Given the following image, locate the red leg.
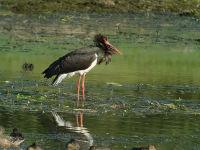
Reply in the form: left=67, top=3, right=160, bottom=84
left=81, top=74, right=85, bottom=107
left=75, top=113, right=79, bottom=127
left=77, top=75, right=81, bottom=107
left=80, top=113, right=83, bottom=128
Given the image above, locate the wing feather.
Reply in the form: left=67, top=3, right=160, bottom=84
left=42, top=47, right=97, bottom=79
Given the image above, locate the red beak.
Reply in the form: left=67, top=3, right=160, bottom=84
left=104, top=40, right=122, bottom=55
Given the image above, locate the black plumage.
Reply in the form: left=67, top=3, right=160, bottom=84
left=42, top=34, right=121, bottom=85
left=42, top=47, right=97, bottom=82
left=42, top=34, right=121, bottom=107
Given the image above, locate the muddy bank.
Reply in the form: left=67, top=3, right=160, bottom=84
left=0, top=0, right=200, bottom=18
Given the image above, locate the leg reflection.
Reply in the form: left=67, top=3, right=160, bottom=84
left=52, top=112, right=93, bottom=150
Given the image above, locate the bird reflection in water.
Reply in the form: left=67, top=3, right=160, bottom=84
left=52, top=112, right=93, bottom=150
left=52, top=112, right=112, bottom=150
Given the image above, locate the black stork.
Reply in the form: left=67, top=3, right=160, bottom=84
left=42, top=34, right=122, bottom=107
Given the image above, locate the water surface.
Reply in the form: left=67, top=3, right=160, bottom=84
left=0, top=10, right=200, bottom=149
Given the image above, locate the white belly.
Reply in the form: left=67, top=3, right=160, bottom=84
left=75, top=55, right=97, bottom=75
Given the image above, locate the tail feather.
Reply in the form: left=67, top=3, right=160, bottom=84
left=42, top=60, right=61, bottom=79
left=52, top=75, right=59, bottom=86
left=52, top=74, right=68, bottom=86
left=42, top=67, right=56, bottom=79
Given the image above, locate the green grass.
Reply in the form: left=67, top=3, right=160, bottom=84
left=0, top=0, right=200, bottom=18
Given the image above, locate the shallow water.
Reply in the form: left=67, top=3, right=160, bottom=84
left=0, top=10, right=200, bottom=149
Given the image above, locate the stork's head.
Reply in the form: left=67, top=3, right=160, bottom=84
left=94, top=34, right=122, bottom=55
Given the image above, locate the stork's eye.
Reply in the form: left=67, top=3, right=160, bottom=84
left=106, top=44, right=112, bottom=50
left=99, top=42, right=104, bottom=47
